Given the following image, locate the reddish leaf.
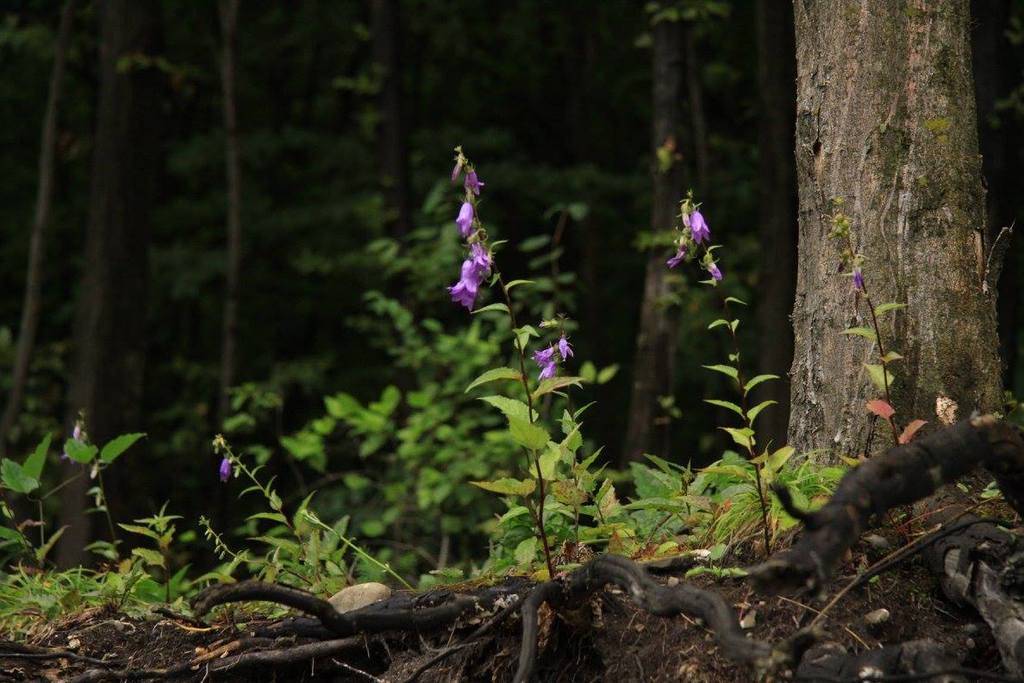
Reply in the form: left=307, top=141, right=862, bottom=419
left=898, top=419, right=927, bottom=445
left=866, top=399, right=895, bottom=420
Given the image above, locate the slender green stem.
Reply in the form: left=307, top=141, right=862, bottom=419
left=95, top=468, right=120, bottom=556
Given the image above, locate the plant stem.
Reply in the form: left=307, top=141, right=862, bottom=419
left=96, top=468, right=120, bottom=556
left=497, top=273, right=555, bottom=578
left=722, top=296, right=771, bottom=557
left=862, top=289, right=900, bottom=446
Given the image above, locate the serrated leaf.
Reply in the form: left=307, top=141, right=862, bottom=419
left=23, top=434, right=51, bottom=481
left=63, top=439, right=98, bottom=464
left=863, top=364, right=894, bottom=392
left=100, top=433, right=145, bottom=464
left=479, top=395, right=536, bottom=421
left=508, top=416, right=550, bottom=451
left=532, top=376, right=584, bottom=400
left=702, top=364, right=739, bottom=381
left=472, top=303, right=509, bottom=315
left=1, top=460, right=38, bottom=495
left=842, top=327, right=877, bottom=341
left=470, top=478, right=537, bottom=496
left=704, top=399, right=744, bottom=417
left=874, top=302, right=907, bottom=317
left=118, top=523, right=161, bottom=541
left=465, top=367, right=523, bottom=393
left=538, top=445, right=560, bottom=479
left=597, top=479, right=620, bottom=518
left=552, top=480, right=588, bottom=506
left=132, top=547, right=165, bottom=568
left=866, top=399, right=895, bottom=419
left=746, top=400, right=777, bottom=424
left=744, top=374, right=779, bottom=393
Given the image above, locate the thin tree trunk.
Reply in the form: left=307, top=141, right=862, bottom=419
left=0, top=0, right=76, bottom=457
left=683, top=24, right=708, bottom=193
left=622, top=18, right=684, bottom=464
left=58, top=0, right=163, bottom=567
left=754, top=0, right=797, bottom=451
left=371, top=0, right=411, bottom=236
left=788, top=0, right=1001, bottom=459
left=217, top=0, right=242, bottom=427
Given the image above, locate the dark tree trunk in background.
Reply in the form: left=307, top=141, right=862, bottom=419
left=753, top=0, right=797, bottom=451
left=622, top=18, right=684, bottom=464
left=218, top=0, right=242, bottom=427
left=789, top=0, right=1001, bottom=460
left=0, top=1, right=76, bottom=457
left=971, top=0, right=1018, bottom=388
left=683, top=24, right=708, bottom=193
left=371, top=0, right=411, bottom=236
left=58, top=0, right=163, bottom=567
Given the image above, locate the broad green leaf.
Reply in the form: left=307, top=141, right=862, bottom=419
left=704, top=399, right=744, bottom=418
left=504, top=279, right=534, bottom=290
left=720, top=427, right=755, bottom=450
left=842, top=327, right=877, bottom=341
left=63, top=439, right=98, bottom=464
left=881, top=351, right=903, bottom=364
left=118, top=523, right=162, bottom=541
left=479, top=395, right=536, bottom=421
left=132, top=547, right=166, bottom=568
left=532, top=375, right=584, bottom=401
left=552, top=480, right=588, bottom=506
left=699, top=464, right=752, bottom=480
left=746, top=400, right=777, bottom=424
left=23, top=434, right=51, bottom=481
left=465, top=367, right=523, bottom=393
left=470, top=478, right=537, bottom=496
left=874, top=302, right=907, bottom=317
left=863, top=364, right=894, bottom=392
left=538, top=445, right=560, bottom=479
left=1, top=459, right=39, bottom=495
left=597, top=479, right=620, bottom=518
left=702, top=364, right=739, bottom=382
left=514, top=537, right=538, bottom=564
left=744, top=374, right=779, bottom=393
left=766, top=446, right=795, bottom=473
left=246, top=512, right=288, bottom=524
left=596, top=364, right=619, bottom=384
left=508, top=416, right=550, bottom=451
left=472, top=302, right=509, bottom=315
left=100, top=433, right=146, bottom=464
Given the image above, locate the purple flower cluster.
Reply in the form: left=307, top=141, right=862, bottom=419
left=666, top=199, right=723, bottom=285
left=533, top=334, right=573, bottom=380
left=448, top=152, right=492, bottom=310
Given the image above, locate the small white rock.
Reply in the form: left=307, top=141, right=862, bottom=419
left=667, top=577, right=680, bottom=587
left=739, top=609, right=757, bottom=629
left=864, top=608, right=890, bottom=626
left=329, top=582, right=392, bottom=613
left=863, top=534, right=891, bottom=551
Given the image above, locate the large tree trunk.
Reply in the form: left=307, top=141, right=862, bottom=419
left=788, top=0, right=1001, bottom=459
left=754, top=0, right=797, bottom=451
left=622, top=18, right=684, bottom=464
left=371, top=0, right=411, bottom=237
left=0, top=1, right=76, bottom=457
left=217, top=0, right=242, bottom=427
left=57, top=0, right=163, bottom=567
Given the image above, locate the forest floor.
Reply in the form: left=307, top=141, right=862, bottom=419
left=0, top=532, right=1006, bottom=682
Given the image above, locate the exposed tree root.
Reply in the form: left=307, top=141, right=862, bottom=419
left=751, top=416, right=1024, bottom=595
left=795, top=639, right=972, bottom=682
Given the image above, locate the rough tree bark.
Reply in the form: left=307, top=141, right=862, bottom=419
left=371, top=0, right=411, bottom=237
left=217, top=0, right=242, bottom=428
left=0, top=1, right=76, bottom=457
left=788, top=0, right=1001, bottom=459
left=622, top=17, right=685, bottom=464
left=57, top=0, right=163, bottom=567
left=754, top=0, right=797, bottom=451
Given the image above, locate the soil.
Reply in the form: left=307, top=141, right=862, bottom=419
left=0, top=532, right=1009, bottom=682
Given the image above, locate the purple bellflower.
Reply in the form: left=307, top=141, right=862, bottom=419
left=666, top=244, right=687, bottom=269
left=448, top=244, right=492, bottom=310
left=558, top=334, right=573, bottom=360
left=707, top=261, right=723, bottom=282
left=533, top=345, right=558, bottom=380
left=219, top=457, right=233, bottom=482
left=689, top=210, right=710, bottom=244
left=456, top=202, right=474, bottom=237
left=465, top=171, right=484, bottom=195
left=451, top=159, right=463, bottom=184
left=853, top=268, right=864, bottom=292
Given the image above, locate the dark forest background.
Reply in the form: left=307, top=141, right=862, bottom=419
left=1, top=0, right=1023, bottom=573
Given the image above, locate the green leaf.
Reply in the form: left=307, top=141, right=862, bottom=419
left=724, top=296, right=748, bottom=306
left=508, top=416, right=550, bottom=451
left=479, top=396, right=536, bottom=422
left=504, top=279, right=534, bottom=290
left=1, top=459, right=39, bottom=495
left=465, top=367, right=523, bottom=393
left=538, top=445, right=560, bottom=479
left=532, top=375, right=584, bottom=401
left=842, top=327, right=877, bottom=341
left=863, top=363, right=894, bottom=392
left=35, top=526, right=66, bottom=565
left=117, top=523, right=162, bottom=541
left=100, top=433, right=146, bottom=464
left=63, top=439, right=98, bottom=464
left=746, top=400, right=777, bottom=424
left=766, top=446, right=796, bottom=473
left=702, top=364, right=739, bottom=382
left=23, top=434, right=51, bottom=481
left=131, top=547, right=166, bottom=568
left=596, top=364, right=619, bottom=384
left=708, top=319, right=730, bottom=330
left=703, top=399, right=744, bottom=418
left=881, top=351, right=903, bottom=364
left=552, top=480, right=588, bottom=506
left=514, top=537, right=538, bottom=564
left=744, top=374, right=779, bottom=393
left=470, top=478, right=537, bottom=496
left=874, top=302, right=907, bottom=317
left=720, top=427, right=755, bottom=450
left=597, top=479, right=620, bottom=518
left=472, top=303, right=509, bottom=315
left=246, top=512, right=288, bottom=524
